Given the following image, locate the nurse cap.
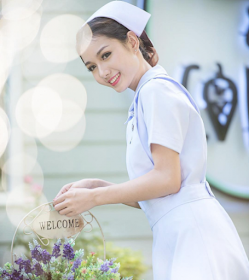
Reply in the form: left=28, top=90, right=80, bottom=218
left=80, top=1, right=153, bottom=43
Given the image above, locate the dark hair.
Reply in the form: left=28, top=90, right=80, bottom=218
left=76, top=17, right=157, bottom=66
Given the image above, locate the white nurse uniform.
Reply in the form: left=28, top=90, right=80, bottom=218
left=125, top=64, right=249, bottom=279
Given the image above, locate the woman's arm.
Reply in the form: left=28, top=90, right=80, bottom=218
left=92, top=179, right=141, bottom=209
left=53, top=144, right=181, bottom=216
left=93, top=143, right=181, bottom=207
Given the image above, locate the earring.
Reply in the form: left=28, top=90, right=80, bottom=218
left=135, top=49, right=137, bottom=52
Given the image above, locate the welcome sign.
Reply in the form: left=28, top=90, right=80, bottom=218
left=32, top=210, right=84, bottom=239
left=10, top=203, right=106, bottom=265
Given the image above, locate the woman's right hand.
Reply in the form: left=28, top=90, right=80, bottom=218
left=54, top=178, right=141, bottom=209
left=54, top=178, right=97, bottom=200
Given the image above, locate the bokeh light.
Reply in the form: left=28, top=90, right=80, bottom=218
left=0, top=49, right=13, bottom=94
left=1, top=0, right=43, bottom=20
left=12, top=35, right=38, bottom=67
left=76, top=22, right=93, bottom=57
left=0, top=11, right=41, bottom=56
left=1, top=153, right=44, bottom=188
left=15, top=86, right=63, bottom=138
left=0, top=127, right=38, bottom=168
left=0, top=108, right=11, bottom=158
left=6, top=188, right=48, bottom=227
left=38, top=115, right=86, bottom=151
left=40, top=14, right=85, bottom=63
left=2, top=152, right=37, bottom=176
left=36, top=73, right=88, bottom=151
left=54, top=99, right=84, bottom=132
left=32, top=86, right=63, bottom=133
left=15, top=74, right=87, bottom=151
left=22, top=39, right=67, bottom=81
left=38, top=73, right=87, bottom=131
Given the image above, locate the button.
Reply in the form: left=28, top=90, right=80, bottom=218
left=132, top=124, right=134, bottom=131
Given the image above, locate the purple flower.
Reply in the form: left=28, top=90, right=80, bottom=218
left=15, top=258, right=32, bottom=274
left=52, top=240, right=62, bottom=258
left=9, top=269, right=24, bottom=280
left=100, top=262, right=109, bottom=272
left=111, top=266, right=119, bottom=273
left=31, top=245, right=51, bottom=264
left=1, top=270, right=11, bottom=278
left=108, top=258, right=116, bottom=266
left=71, top=258, right=81, bottom=272
left=33, top=262, right=43, bottom=276
left=62, top=243, right=75, bottom=260
left=31, top=245, right=43, bottom=262
left=41, top=249, right=51, bottom=264
left=67, top=274, right=74, bottom=280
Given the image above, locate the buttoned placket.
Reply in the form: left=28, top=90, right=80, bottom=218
left=130, top=114, right=135, bottom=144
left=124, top=65, right=170, bottom=147
left=125, top=110, right=135, bottom=144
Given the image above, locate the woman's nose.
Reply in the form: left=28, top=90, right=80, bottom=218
left=98, top=65, right=110, bottom=79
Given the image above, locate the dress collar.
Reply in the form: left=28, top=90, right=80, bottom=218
left=124, top=64, right=168, bottom=124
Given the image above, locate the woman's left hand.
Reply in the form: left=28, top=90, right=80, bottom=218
left=53, top=188, right=96, bottom=217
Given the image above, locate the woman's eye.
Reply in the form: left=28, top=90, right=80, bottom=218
left=102, top=52, right=111, bottom=59
left=87, top=52, right=111, bottom=72
left=88, top=66, right=95, bottom=72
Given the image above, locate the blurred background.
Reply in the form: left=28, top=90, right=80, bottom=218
left=0, top=0, right=248, bottom=279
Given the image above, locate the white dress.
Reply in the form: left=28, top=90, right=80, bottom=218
left=125, top=64, right=249, bottom=280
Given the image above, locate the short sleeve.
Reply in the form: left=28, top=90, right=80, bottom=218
left=139, top=79, right=189, bottom=154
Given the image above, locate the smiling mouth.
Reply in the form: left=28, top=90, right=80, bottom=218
left=109, top=72, right=121, bottom=85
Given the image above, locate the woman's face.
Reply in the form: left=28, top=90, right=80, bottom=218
left=80, top=32, right=150, bottom=92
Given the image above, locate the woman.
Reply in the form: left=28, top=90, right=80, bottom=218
left=53, top=1, right=249, bottom=279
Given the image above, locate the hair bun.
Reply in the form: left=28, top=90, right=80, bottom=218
left=139, top=30, right=159, bottom=66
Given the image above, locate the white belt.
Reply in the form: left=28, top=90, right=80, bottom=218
left=143, top=180, right=216, bottom=230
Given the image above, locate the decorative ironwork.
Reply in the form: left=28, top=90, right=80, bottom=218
left=11, top=201, right=106, bottom=264
left=203, top=63, right=238, bottom=141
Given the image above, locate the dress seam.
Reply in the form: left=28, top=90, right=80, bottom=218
left=151, top=197, right=214, bottom=230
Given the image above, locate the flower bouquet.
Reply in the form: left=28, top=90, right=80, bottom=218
left=0, top=238, right=133, bottom=280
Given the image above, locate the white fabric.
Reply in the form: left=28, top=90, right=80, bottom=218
left=125, top=64, right=249, bottom=279
left=80, top=1, right=151, bottom=37
left=152, top=194, right=249, bottom=280
left=126, top=65, right=206, bottom=188
left=140, top=78, right=190, bottom=154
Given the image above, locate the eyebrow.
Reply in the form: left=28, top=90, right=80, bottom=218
left=83, top=45, right=109, bottom=66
